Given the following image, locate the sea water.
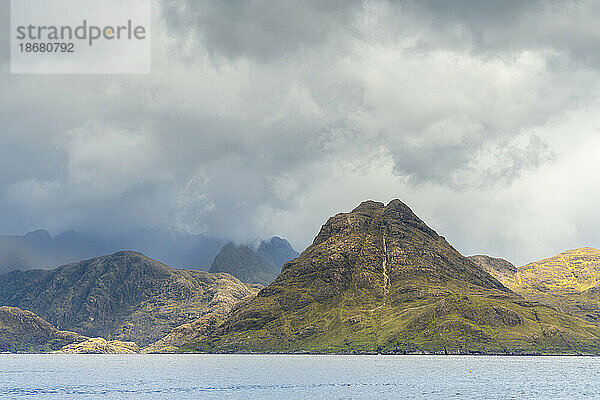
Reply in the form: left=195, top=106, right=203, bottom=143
left=1, top=354, right=599, bottom=399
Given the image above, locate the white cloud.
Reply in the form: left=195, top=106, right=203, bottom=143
left=62, top=123, right=166, bottom=196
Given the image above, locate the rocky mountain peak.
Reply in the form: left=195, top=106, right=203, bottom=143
left=312, top=199, right=436, bottom=247
left=209, top=242, right=276, bottom=285
left=256, top=237, right=299, bottom=269
left=66, top=250, right=173, bottom=277
left=383, top=199, right=418, bottom=218
left=382, top=199, right=437, bottom=238
left=107, top=250, right=152, bottom=260
left=351, top=200, right=385, bottom=213
left=286, top=198, right=507, bottom=300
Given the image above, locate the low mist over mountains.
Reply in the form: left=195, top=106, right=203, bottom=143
left=0, top=228, right=299, bottom=276
left=0, top=228, right=226, bottom=273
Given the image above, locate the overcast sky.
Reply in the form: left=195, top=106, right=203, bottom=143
left=1, top=0, right=599, bottom=265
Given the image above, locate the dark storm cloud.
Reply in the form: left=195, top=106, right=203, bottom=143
left=0, top=0, right=599, bottom=264
left=158, top=0, right=599, bottom=185
left=409, top=0, right=600, bottom=68
left=162, top=0, right=361, bottom=59
left=163, top=0, right=600, bottom=68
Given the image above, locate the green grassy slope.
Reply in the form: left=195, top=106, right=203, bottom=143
left=474, top=248, right=600, bottom=322
left=0, top=306, right=87, bottom=353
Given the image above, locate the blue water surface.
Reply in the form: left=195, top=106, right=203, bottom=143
left=0, top=354, right=599, bottom=399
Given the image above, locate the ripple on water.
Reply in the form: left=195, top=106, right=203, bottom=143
left=0, top=354, right=599, bottom=399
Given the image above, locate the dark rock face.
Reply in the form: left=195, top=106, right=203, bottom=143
left=185, top=199, right=600, bottom=354
left=0, top=306, right=87, bottom=353
left=0, top=251, right=254, bottom=346
left=209, top=243, right=277, bottom=285
left=209, top=238, right=299, bottom=285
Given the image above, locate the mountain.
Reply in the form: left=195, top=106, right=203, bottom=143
left=209, top=243, right=278, bottom=285
left=0, top=251, right=255, bottom=346
left=256, top=236, right=299, bottom=273
left=475, top=248, right=600, bottom=322
left=0, top=228, right=225, bottom=274
left=208, top=238, right=298, bottom=285
left=468, top=255, right=517, bottom=285
left=182, top=200, right=600, bottom=355
left=0, top=306, right=87, bottom=353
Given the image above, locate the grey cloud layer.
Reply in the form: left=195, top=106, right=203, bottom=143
left=0, top=0, right=599, bottom=265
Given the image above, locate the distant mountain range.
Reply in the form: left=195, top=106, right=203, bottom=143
left=0, top=228, right=300, bottom=276
left=0, top=228, right=226, bottom=273
left=256, top=236, right=300, bottom=271
left=209, top=237, right=299, bottom=285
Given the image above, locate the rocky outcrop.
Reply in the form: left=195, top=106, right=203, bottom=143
left=56, top=337, right=140, bottom=354
left=144, top=313, right=224, bottom=353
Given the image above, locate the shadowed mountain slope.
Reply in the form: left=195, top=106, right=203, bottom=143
left=257, top=236, right=299, bottom=274
left=468, top=255, right=517, bottom=285
left=209, top=243, right=278, bottom=285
